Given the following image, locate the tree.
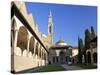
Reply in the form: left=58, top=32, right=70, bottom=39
left=78, top=36, right=84, bottom=63
left=91, top=26, right=96, bottom=39
left=84, top=29, right=92, bottom=63
left=84, top=29, right=92, bottom=50
left=80, top=38, right=84, bottom=54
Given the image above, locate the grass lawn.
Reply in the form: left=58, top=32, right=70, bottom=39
left=38, top=64, right=66, bottom=72
left=74, top=63, right=97, bottom=69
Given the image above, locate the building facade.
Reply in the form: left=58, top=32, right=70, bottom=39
left=49, top=39, right=72, bottom=64
left=11, top=1, right=79, bottom=73
left=86, top=37, right=97, bottom=64
left=11, top=1, right=53, bottom=73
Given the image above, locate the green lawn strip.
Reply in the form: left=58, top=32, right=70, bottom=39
left=74, top=63, right=97, bottom=69
left=38, top=64, right=66, bottom=72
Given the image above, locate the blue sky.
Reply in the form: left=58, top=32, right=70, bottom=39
left=25, top=2, right=97, bottom=46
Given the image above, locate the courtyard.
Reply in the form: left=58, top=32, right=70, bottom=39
left=38, top=64, right=97, bottom=72
left=11, top=1, right=97, bottom=74
left=16, top=63, right=97, bottom=74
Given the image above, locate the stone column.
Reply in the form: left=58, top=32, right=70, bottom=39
left=38, top=44, right=40, bottom=59
left=82, top=55, right=85, bottom=63
left=34, top=40, right=36, bottom=57
left=58, top=56, right=60, bottom=64
left=45, top=52, right=47, bottom=65
left=44, top=51, right=46, bottom=66
left=41, top=48, right=43, bottom=66
left=67, top=56, right=69, bottom=64
left=38, top=45, right=41, bottom=67
left=47, top=52, right=48, bottom=65
left=43, top=50, right=45, bottom=65
left=43, top=50, right=44, bottom=66
left=41, top=48, right=42, bottom=60
left=91, top=48, right=93, bottom=64
left=14, top=29, right=18, bottom=54
left=11, top=27, right=18, bottom=73
left=41, top=50, right=43, bottom=66
left=11, top=30, right=14, bottom=73
left=11, top=30, right=14, bottom=55
left=27, top=37, right=30, bottom=57
left=46, top=53, right=48, bottom=65
left=58, top=56, right=59, bottom=63
left=55, top=56, right=57, bottom=63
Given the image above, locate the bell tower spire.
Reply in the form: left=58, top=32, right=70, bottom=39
left=48, top=10, right=53, bottom=45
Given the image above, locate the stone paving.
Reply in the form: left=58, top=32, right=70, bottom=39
left=15, top=67, right=41, bottom=74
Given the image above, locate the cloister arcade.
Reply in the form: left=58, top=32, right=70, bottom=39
left=11, top=5, right=48, bottom=72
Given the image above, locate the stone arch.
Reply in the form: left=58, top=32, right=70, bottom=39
left=93, top=52, right=97, bottom=63
left=59, top=51, right=65, bottom=56
left=35, top=42, right=39, bottom=56
left=87, top=51, right=91, bottom=63
left=29, top=36, right=35, bottom=55
left=17, top=26, right=28, bottom=53
left=59, top=51, right=66, bottom=64
left=39, top=46, right=42, bottom=58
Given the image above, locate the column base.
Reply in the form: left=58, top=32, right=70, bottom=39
left=11, top=70, right=16, bottom=74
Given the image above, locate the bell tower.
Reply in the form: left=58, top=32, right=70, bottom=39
left=48, top=10, right=53, bottom=45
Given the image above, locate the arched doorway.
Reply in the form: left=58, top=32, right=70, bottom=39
left=93, top=52, right=97, bottom=63
left=87, top=51, right=91, bottom=63
left=59, top=51, right=65, bottom=64
left=17, top=26, right=28, bottom=54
